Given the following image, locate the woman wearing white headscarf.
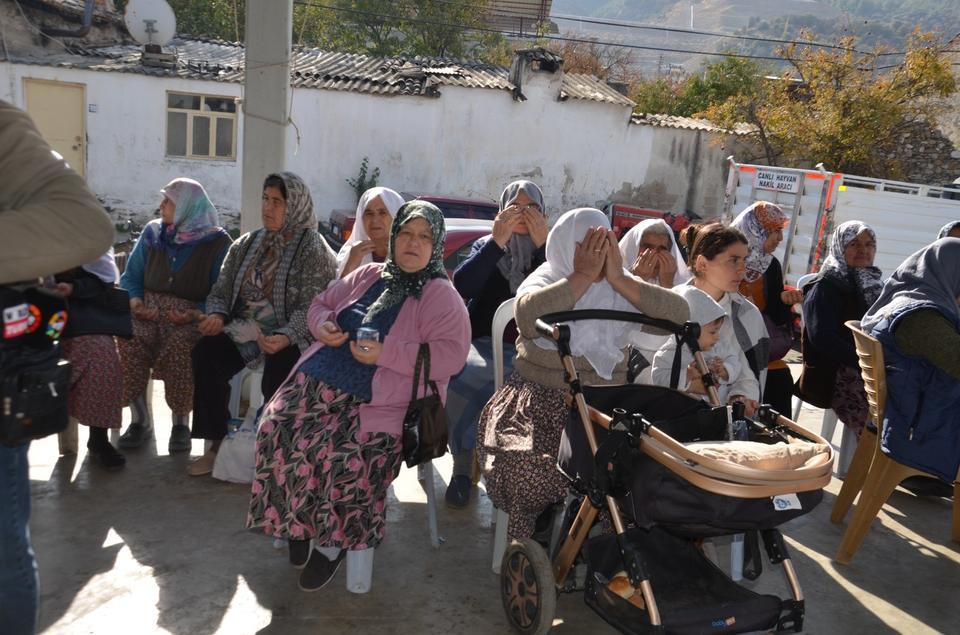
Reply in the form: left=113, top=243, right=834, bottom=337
left=477, top=208, right=689, bottom=539
left=618, top=219, right=690, bottom=383
left=54, top=249, right=132, bottom=470
left=797, top=221, right=883, bottom=436
left=445, top=180, right=549, bottom=507
left=618, top=218, right=690, bottom=288
left=336, top=187, right=405, bottom=278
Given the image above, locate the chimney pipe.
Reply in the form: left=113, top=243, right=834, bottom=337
left=44, top=0, right=95, bottom=38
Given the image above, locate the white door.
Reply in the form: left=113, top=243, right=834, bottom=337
left=24, top=78, right=86, bottom=177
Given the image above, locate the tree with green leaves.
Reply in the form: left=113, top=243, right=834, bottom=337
left=706, top=30, right=956, bottom=177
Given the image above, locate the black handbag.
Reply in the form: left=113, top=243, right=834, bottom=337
left=1, top=286, right=72, bottom=447
left=401, top=343, right=448, bottom=468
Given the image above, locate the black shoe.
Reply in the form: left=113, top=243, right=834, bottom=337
left=118, top=422, right=152, bottom=449
left=87, top=439, right=126, bottom=471
left=298, top=549, right=345, bottom=592
left=444, top=475, right=472, bottom=508
left=168, top=424, right=192, bottom=453
left=289, top=539, right=311, bottom=569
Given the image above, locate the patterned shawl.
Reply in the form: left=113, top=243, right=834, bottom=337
left=364, top=200, right=447, bottom=322
left=731, top=201, right=789, bottom=283
left=250, top=172, right=317, bottom=301
left=819, top=221, right=884, bottom=305
left=144, top=178, right=225, bottom=254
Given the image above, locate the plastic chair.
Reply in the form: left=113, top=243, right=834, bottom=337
left=490, top=298, right=515, bottom=574
left=228, top=368, right=264, bottom=420
left=832, top=320, right=960, bottom=564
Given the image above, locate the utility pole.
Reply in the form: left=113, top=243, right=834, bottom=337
left=240, top=0, right=293, bottom=233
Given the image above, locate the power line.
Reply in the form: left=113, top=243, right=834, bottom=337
left=293, top=1, right=960, bottom=63
left=292, top=1, right=791, bottom=62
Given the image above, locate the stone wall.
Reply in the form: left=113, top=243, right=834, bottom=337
left=886, top=120, right=960, bottom=186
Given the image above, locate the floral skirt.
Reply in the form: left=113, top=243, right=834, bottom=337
left=61, top=335, right=123, bottom=429
left=832, top=364, right=870, bottom=436
left=246, top=372, right=402, bottom=550
left=477, top=372, right=570, bottom=539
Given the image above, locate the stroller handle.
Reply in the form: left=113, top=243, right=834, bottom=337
left=535, top=310, right=690, bottom=342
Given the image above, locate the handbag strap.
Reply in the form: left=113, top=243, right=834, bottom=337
left=409, top=343, right=440, bottom=401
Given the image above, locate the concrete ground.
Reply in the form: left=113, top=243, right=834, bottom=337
left=28, top=365, right=960, bottom=635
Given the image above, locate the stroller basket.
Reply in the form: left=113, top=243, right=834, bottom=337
left=584, top=528, right=782, bottom=635
left=559, top=384, right=827, bottom=537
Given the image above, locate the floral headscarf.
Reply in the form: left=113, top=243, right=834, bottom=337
left=250, top=172, right=317, bottom=299
left=731, top=201, right=789, bottom=283
left=496, top=180, right=546, bottom=293
left=364, top=200, right=447, bottom=322
left=144, top=178, right=225, bottom=254
left=819, top=220, right=884, bottom=305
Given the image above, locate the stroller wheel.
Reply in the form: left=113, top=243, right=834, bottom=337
left=501, top=538, right=557, bottom=635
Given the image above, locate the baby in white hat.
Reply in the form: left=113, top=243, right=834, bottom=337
left=651, top=286, right=743, bottom=403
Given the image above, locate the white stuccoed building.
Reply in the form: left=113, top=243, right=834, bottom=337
left=0, top=0, right=750, bottom=232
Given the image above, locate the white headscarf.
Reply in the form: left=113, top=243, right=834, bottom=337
left=676, top=285, right=726, bottom=327
left=335, top=187, right=405, bottom=276
left=618, top=218, right=691, bottom=287
left=517, top=207, right=638, bottom=380
left=81, top=248, right=119, bottom=284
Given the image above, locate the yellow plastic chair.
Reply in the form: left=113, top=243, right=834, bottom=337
left=832, top=320, right=960, bottom=564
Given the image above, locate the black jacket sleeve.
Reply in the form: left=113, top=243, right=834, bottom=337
left=803, top=279, right=858, bottom=366
left=452, top=236, right=505, bottom=300
left=763, top=258, right=793, bottom=326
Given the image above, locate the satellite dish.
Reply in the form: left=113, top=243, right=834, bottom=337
left=124, top=0, right=177, bottom=46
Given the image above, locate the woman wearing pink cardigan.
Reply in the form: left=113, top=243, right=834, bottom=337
left=247, top=201, right=470, bottom=592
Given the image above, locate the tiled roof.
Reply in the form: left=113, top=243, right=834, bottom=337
left=4, top=35, right=634, bottom=106
left=630, top=113, right=755, bottom=136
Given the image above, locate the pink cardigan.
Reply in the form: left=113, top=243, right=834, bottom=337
left=291, top=263, right=471, bottom=436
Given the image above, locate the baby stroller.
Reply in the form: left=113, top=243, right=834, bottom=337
left=499, top=310, right=834, bottom=635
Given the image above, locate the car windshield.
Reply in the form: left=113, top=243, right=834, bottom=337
left=432, top=201, right=497, bottom=221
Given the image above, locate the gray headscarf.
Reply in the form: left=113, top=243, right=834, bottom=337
left=862, top=238, right=960, bottom=332
left=938, top=221, right=960, bottom=240
left=819, top=221, right=884, bottom=305
left=364, top=200, right=447, bottom=322
left=496, top=180, right=545, bottom=293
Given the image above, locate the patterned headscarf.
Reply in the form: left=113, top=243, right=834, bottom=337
left=144, top=178, right=225, bottom=254
left=731, top=201, right=789, bottom=283
left=364, top=200, right=447, bottom=322
left=862, top=238, right=960, bottom=333
left=819, top=220, right=884, bottom=305
left=938, top=221, right=960, bottom=240
left=495, top=180, right=546, bottom=293
left=250, top=172, right=317, bottom=299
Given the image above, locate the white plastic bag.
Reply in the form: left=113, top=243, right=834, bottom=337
left=212, top=406, right=261, bottom=483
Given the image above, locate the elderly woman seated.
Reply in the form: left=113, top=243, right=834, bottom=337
left=246, top=201, right=470, bottom=592
left=477, top=208, right=689, bottom=539
left=861, top=237, right=960, bottom=494
left=189, top=172, right=338, bottom=476
left=335, top=186, right=405, bottom=278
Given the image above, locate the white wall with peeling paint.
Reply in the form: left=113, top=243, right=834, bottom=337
left=0, top=60, right=739, bottom=232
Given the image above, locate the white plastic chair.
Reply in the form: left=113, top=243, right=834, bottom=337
left=228, top=368, right=264, bottom=420
left=490, top=298, right=515, bottom=574
left=790, top=272, right=855, bottom=477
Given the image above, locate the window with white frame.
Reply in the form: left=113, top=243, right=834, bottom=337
left=166, top=92, right=237, bottom=160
